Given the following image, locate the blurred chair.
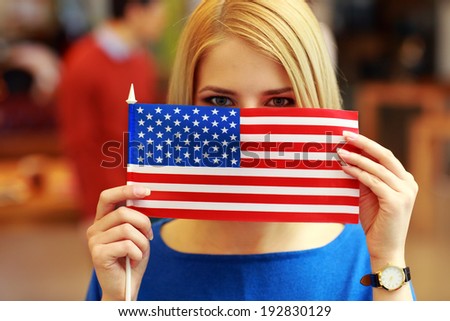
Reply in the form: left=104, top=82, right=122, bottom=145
left=355, top=82, right=447, bottom=141
left=354, top=82, right=448, bottom=233
left=409, top=112, right=450, bottom=233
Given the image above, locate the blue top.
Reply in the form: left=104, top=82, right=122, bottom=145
left=86, top=219, right=373, bottom=300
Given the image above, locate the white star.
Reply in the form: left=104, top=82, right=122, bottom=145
left=165, top=138, right=173, bottom=145
left=146, top=113, right=153, bottom=120
left=138, top=132, right=145, bottom=138
left=138, top=144, right=145, bottom=150
left=221, top=115, right=228, bottom=122
left=213, top=157, right=220, bottom=164
left=146, top=151, right=153, bottom=158
left=212, top=146, right=219, bottom=152
left=221, top=127, right=228, bottom=133
left=156, top=157, right=163, bottom=163
left=231, top=159, right=238, bottom=165
left=156, top=144, right=163, bottom=151
left=156, top=132, right=163, bottom=138
left=174, top=119, right=181, bottom=126
left=193, top=108, right=200, bottom=114
left=147, top=125, right=154, bottom=132
left=165, top=151, right=172, bottom=158
left=137, top=107, right=144, bottom=114
left=138, top=119, right=145, bottom=126
left=183, top=139, right=191, bottom=145
left=137, top=156, right=144, bottom=163
left=230, top=134, right=237, bottom=141
left=231, top=146, right=238, bottom=153
left=202, top=126, right=209, bottom=133
left=194, top=145, right=201, bottom=152
left=174, top=132, right=182, bottom=139
left=155, top=119, right=163, bottom=126
left=202, top=114, right=209, bottom=121
left=175, top=145, right=182, bottom=151
left=183, top=114, right=190, bottom=120
left=212, top=133, right=219, bottom=139
left=155, top=107, right=162, bottom=113
left=165, top=126, right=172, bottom=132
left=174, top=107, right=181, bottom=114
left=192, top=120, right=200, bottom=126
left=211, top=121, right=219, bottom=127
left=222, top=140, right=228, bottom=146
left=229, top=122, right=237, bottom=128
left=183, top=126, right=191, bottom=133
left=193, top=132, right=200, bottom=139
left=146, top=138, right=154, bottom=145
left=229, top=109, right=237, bottom=116
left=164, top=113, right=171, bottom=120
left=203, top=139, right=209, bottom=146
left=194, top=157, right=201, bottom=163
left=175, top=157, right=182, bottom=163
left=212, top=109, right=219, bottom=115
left=222, top=153, right=228, bottom=159
left=183, top=151, right=190, bottom=158
left=203, top=152, right=209, bottom=158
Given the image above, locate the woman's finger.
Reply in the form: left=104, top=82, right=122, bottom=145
left=95, top=185, right=151, bottom=221
left=342, top=131, right=408, bottom=180
left=337, top=148, right=404, bottom=193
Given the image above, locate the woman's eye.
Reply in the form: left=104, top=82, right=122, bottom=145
left=267, top=97, right=295, bottom=107
left=207, top=96, right=233, bottom=106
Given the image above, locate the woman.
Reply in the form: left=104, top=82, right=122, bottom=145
left=86, top=0, right=418, bottom=300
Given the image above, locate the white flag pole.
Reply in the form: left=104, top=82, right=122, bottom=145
left=125, top=84, right=137, bottom=301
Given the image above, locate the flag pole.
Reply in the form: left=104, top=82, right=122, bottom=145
left=125, top=83, right=137, bottom=301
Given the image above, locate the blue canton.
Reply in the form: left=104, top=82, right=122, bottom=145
left=128, top=104, right=241, bottom=167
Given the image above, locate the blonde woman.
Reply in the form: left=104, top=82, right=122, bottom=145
left=86, top=0, right=417, bottom=301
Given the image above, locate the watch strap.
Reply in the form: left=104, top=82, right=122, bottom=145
left=360, top=266, right=411, bottom=288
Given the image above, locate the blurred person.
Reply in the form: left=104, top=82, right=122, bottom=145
left=57, top=0, right=167, bottom=223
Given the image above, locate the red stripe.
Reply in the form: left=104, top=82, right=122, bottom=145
left=127, top=172, right=359, bottom=188
left=240, top=142, right=360, bottom=153
left=129, top=207, right=359, bottom=223
left=143, top=191, right=359, bottom=206
left=240, top=107, right=359, bottom=120
left=239, top=159, right=345, bottom=169
left=240, top=125, right=358, bottom=135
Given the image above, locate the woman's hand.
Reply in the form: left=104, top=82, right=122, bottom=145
left=337, top=131, right=418, bottom=267
left=86, top=185, right=153, bottom=301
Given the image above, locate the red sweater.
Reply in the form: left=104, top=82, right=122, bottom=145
left=57, top=34, right=159, bottom=222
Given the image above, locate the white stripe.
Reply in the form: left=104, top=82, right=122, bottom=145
left=129, top=200, right=359, bottom=214
left=241, top=116, right=358, bottom=128
left=241, top=151, right=339, bottom=161
left=240, top=134, right=346, bottom=143
left=127, top=164, right=354, bottom=179
left=127, top=182, right=360, bottom=197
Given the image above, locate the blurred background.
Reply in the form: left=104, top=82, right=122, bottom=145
left=0, top=0, right=448, bottom=300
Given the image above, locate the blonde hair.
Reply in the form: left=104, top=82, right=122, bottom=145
left=167, top=0, right=342, bottom=109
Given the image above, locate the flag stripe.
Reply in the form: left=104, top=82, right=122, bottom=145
left=129, top=200, right=359, bottom=214
left=240, top=125, right=357, bottom=135
left=127, top=182, right=360, bottom=197
left=128, top=207, right=359, bottom=223
left=240, top=134, right=346, bottom=143
left=127, top=164, right=353, bottom=179
left=240, top=107, right=358, bottom=120
left=127, top=172, right=359, bottom=188
left=240, top=142, right=360, bottom=153
left=140, top=191, right=359, bottom=206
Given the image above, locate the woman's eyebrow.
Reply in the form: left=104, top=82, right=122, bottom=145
left=197, top=86, right=236, bottom=95
left=262, top=87, right=294, bottom=95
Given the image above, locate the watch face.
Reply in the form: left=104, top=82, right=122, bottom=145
left=379, top=266, right=405, bottom=291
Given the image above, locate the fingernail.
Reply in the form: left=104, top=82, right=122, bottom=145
left=149, top=228, right=154, bottom=241
left=343, top=130, right=358, bottom=141
left=134, top=186, right=151, bottom=197
left=337, top=148, right=350, bottom=157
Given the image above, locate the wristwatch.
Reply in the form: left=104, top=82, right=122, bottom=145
left=360, top=265, right=411, bottom=291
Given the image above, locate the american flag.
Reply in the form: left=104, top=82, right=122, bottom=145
left=126, top=104, right=360, bottom=223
